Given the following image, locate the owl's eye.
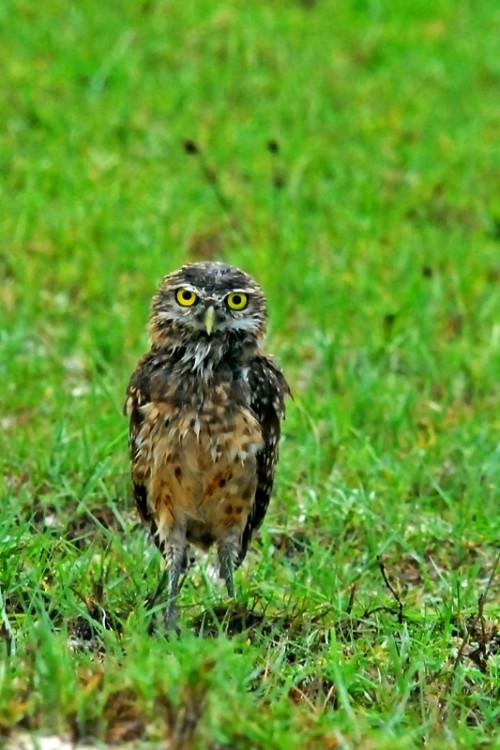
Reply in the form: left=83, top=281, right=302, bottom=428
left=176, top=288, right=198, bottom=307
left=226, top=292, right=248, bottom=311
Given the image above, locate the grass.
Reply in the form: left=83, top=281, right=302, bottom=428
left=1, top=0, right=499, bottom=747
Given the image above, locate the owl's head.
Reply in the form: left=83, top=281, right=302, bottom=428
left=149, top=261, right=267, bottom=348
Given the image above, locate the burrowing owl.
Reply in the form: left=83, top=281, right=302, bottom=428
left=125, top=261, right=290, bottom=628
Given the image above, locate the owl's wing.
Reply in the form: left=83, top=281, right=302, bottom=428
left=238, top=355, right=291, bottom=565
left=124, top=352, right=171, bottom=534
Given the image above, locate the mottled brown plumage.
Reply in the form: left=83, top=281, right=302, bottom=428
left=125, top=261, right=290, bottom=628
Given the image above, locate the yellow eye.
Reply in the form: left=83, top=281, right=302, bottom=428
left=226, top=292, right=248, bottom=311
left=176, top=288, right=197, bottom=307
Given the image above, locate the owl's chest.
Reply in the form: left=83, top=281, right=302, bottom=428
left=162, top=400, right=261, bottom=461
left=141, top=387, right=262, bottom=467
left=137, top=375, right=263, bottom=523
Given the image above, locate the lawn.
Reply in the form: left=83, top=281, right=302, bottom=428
left=0, top=0, right=499, bottom=747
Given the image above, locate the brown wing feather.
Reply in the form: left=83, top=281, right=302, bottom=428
left=237, top=355, right=290, bottom=565
left=124, top=351, right=173, bottom=536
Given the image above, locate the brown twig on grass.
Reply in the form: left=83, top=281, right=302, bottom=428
left=183, top=138, right=232, bottom=212
left=182, top=138, right=249, bottom=244
left=346, top=582, right=357, bottom=616
left=377, top=555, right=404, bottom=624
left=440, top=551, right=500, bottom=719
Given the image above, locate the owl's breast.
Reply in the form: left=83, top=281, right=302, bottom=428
left=141, top=397, right=263, bottom=470
left=135, top=375, right=263, bottom=532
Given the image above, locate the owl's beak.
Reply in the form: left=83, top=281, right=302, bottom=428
left=204, top=305, right=215, bottom=335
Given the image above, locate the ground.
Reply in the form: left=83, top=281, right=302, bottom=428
left=0, top=0, right=499, bottom=748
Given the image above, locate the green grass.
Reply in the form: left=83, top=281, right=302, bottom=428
left=1, top=0, right=499, bottom=747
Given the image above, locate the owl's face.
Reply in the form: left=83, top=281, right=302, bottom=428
left=149, top=262, right=267, bottom=347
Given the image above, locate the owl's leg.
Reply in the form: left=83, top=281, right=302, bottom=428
left=217, top=535, right=239, bottom=598
left=163, top=528, right=187, bottom=631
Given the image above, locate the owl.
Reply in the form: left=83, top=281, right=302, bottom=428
left=125, top=261, right=290, bottom=629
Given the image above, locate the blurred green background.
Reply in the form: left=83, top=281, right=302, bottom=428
left=0, top=0, right=499, bottom=747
